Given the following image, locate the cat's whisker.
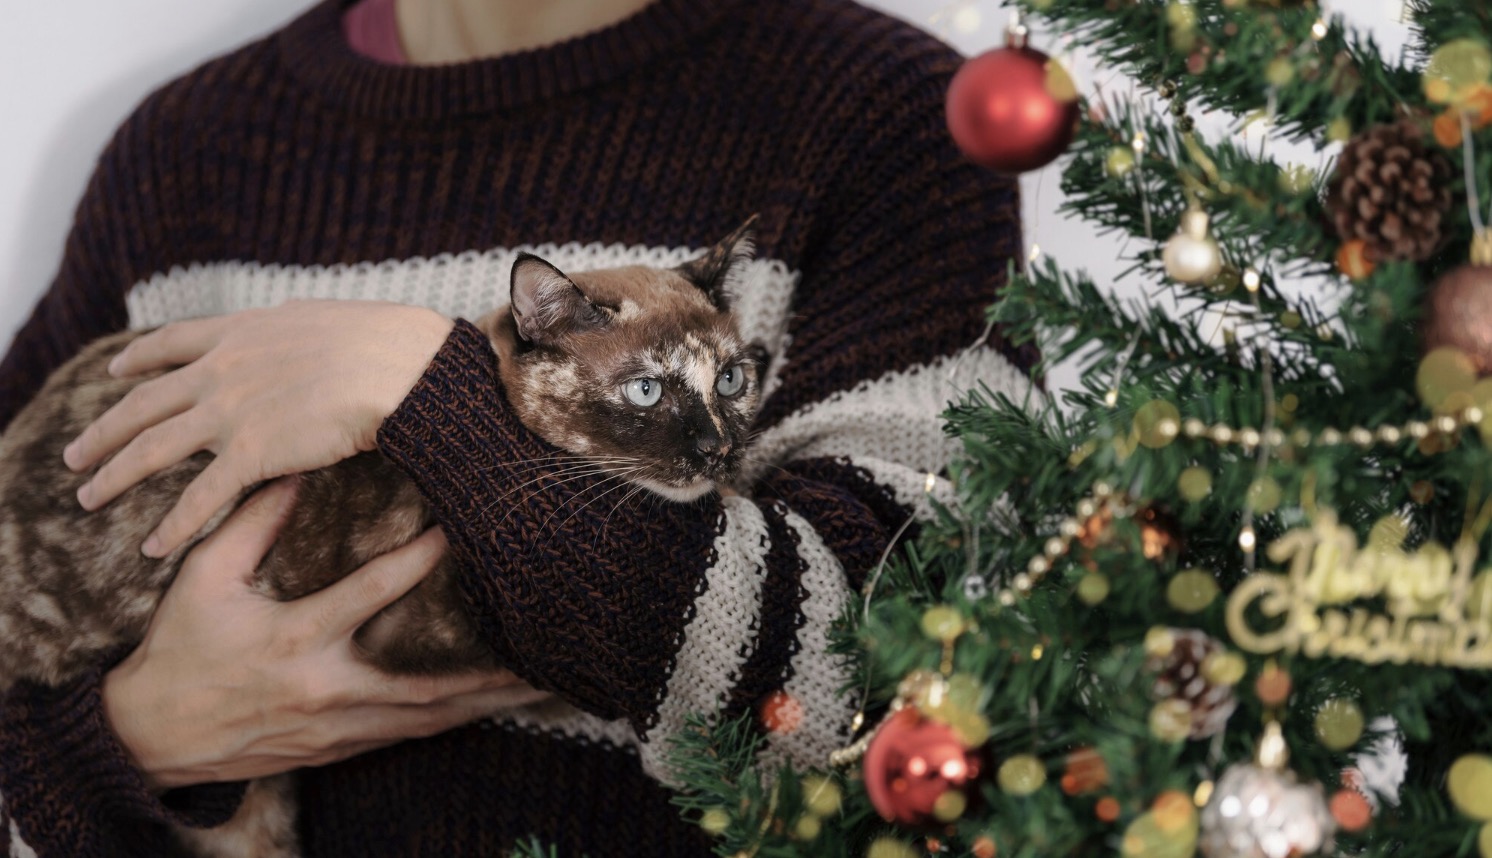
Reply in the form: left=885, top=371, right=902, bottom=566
left=476, top=454, right=640, bottom=477
left=500, top=465, right=651, bottom=532
left=543, top=468, right=653, bottom=535
left=596, top=483, right=651, bottom=546
left=480, top=464, right=615, bottom=517
left=739, top=454, right=796, bottom=483
left=478, top=458, right=648, bottom=516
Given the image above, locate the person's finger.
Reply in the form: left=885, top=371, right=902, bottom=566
left=77, top=411, right=213, bottom=512
left=143, top=456, right=247, bottom=558
left=63, top=371, right=198, bottom=473
left=180, top=476, right=300, bottom=588
left=299, top=527, right=448, bottom=639
left=107, top=317, right=229, bottom=378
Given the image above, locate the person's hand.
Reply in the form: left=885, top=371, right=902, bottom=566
left=63, top=300, right=454, bottom=557
left=102, top=478, right=546, bottom=791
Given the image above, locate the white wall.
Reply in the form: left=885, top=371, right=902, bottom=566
left=0, top=0, right=1412, bottom=392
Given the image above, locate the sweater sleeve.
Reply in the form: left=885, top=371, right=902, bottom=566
left=374, top=46, right=1035, bottom=782
left=0, top=98, right=248, bottom=855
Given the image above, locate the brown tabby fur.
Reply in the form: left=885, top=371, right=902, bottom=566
left=0, top=220, right=761, bottom=857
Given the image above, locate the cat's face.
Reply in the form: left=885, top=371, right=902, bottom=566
left=488, top=219, right=765, bottom=502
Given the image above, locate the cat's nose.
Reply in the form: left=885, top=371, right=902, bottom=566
left=695, top=434, right=731, bottom=460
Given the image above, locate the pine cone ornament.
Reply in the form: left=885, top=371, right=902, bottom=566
left=1146, top=628, right=1239, bottom=740
left=1326, top=120, right=1453, bottom=263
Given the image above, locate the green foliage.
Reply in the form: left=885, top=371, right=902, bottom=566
left=669, top=1, right=1492, bottom=855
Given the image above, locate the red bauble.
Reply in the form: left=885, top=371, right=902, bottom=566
left=862, top=708, right=984, bottom=826
left=945, top=39, right=1080, bottom=173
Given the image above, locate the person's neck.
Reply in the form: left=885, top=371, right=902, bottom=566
left=395, top=0, right=659, bottom=64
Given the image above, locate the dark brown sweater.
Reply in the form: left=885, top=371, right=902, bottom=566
left=0, top=0, right=1033, bottom=854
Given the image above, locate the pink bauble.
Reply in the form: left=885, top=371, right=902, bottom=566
left=945, top=43, right=1080, bottom=173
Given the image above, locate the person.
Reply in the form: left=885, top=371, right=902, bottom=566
left=0, top=0, right=1035, bottom=853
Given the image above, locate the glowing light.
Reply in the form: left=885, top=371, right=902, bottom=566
left=1311, top=18, right=1328, bottom=40
left=1239, top=527, right=1257, bottom=551
left=1243, top=267, right=1261, bottom=292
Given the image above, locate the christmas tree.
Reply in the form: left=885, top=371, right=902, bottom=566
left=668, top=1, right=1492, bottom=856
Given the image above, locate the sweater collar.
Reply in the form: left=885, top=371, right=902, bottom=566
left=277, top=0, right=743, bottom=120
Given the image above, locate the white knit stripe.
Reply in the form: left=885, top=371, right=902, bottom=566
left=743, top=346, right=1031, bottom=490
left=123, top=246, right=797, bottom=363
left=489, top=697, right=635, bottom=748
left=3, top=791, right=36, bottom=858
left=637, top=496, right=773, bottom=783
left=755, top=509, right=858, bottom=773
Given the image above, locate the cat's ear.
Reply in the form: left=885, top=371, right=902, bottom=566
left=675, top=214, right=759, bottom=310
left=510, top=253, right=608, bottom=344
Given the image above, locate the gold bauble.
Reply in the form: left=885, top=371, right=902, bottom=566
left=1107, top=146, right=1137, bottom=178
left=1135, top=399, right=1182, bottom=448
left=1077, top=572, right=1111, bottom=605
left=1449, top=754, right=1492, bottom=820
left=997, top=754, right=1048, bottom=796
left=1167, top=569, right=1220, bottom=613
left=1313, top=698, right=1365, bottom=751
left=1163, top=209, right=1223, bottom=284
left=1178, top=467, right=1212, bottom=501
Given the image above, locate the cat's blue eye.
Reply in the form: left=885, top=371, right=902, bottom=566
left=624, top=378, right=663, bottom=406
left=716, top=364, right=746, bottom=397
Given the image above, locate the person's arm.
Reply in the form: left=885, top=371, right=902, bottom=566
left=373, top=66, right=1033, bottom=778
left=0, top=97, right=535, bottom=858
left=0, top=102, right=239, bottom=856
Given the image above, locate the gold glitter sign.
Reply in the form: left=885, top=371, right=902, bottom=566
left=1225, top=510, right=1492, bottom=667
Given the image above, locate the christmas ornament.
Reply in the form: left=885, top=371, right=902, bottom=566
left=1449, top=754, right=1492, bottom=820
left=1334, top=238, right=1374, bottom=280
left=863, top=708, right=985, bottom=826
left=1164, top=205, right=1224, bottom=283
left=1178, top=467, right=1212, bottom=501
left=1199, top=723, right=1336, bottom=858
left=1254, top=665, right=1292, bottom=706
left=1325, top=120, right=1453, bottom=263
left=1146, top=628, right=1240, bottom=739
left=1329, top=789, right=1371, bottom=832
left=1077, top=572, right=1110, bottom=605
left=1225, top=509, right=1492, bottom=668
left=945, top=24, right=1080, bottom=173
left=1135, top=399, right=1182, bottom=448
left=971, top=835, right=997, bottom=858
left=997, top=754, right=1046, bottom=796
left=1313, top=699, right=1364, bottom=751
left=1423, top=38, right=1492, bottom=105
left=1097, top=796, right=1122, bottom=822
left=1123, top=808, right=1198, bottom=858
left=1106, top=146, right=1137, bottom=178
left=1061, top=747, right=1109, bottom=795
left=1422, top=234, right=1492, bottom=374
left=1168, top=569, right=1221, bottom=613
left=759, top=690, right=804, bottom=734
left=699, top=807, right=731, bottom=835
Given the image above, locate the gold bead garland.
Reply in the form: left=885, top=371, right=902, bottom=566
left=1164, top=405, right=1484, bottom=452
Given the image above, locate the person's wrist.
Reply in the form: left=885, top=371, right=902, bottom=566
left=100, top=655, right=172, bottom=793
left=368, top=306, right=456, bottom=426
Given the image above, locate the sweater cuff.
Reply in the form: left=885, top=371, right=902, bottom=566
left=375, top=318, right=545, bottom=506
left=0, top=669, right=246, bottom=841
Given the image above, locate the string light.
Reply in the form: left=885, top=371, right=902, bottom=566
left=1242, top=267, right=1261, bottom=292
left=1310, top=18, right=1328, bottom=40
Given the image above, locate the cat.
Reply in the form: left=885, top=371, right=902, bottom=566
left=0, top=218, right=764, bottom=858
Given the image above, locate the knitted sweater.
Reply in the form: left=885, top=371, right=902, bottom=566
left=0, top=0, right=1033, bottom=854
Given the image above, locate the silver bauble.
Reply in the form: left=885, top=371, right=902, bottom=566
left=1199, top=762, right=1336, bottom=858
